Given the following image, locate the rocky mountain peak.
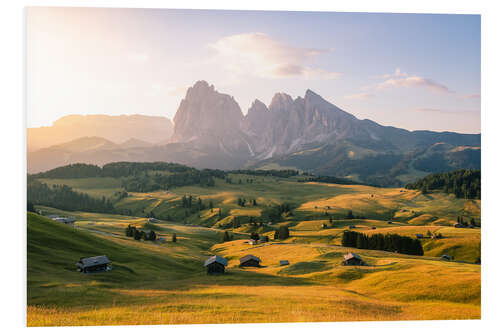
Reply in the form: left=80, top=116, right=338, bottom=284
left=170, top=81, right=249, bottom=155
left=248, top=99, right=268, bottom=115
left=269, top=92, right=294, bottom=113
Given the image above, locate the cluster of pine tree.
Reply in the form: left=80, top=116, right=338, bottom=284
left=30, top=162, right=225, bottom=193
left=456, top=216, right=478, bottom=227
left=345, top=210, right=365, bottom=219
left=236, top=198, right=257, bottom=207
left=298, top=175, right=363, bottom=185
left=405, top=169, right=480, bottom=199
left=261, top=203, right=294, bottom=222
left=222, top=231, right=234, bottom=242
left=250, top=232, right=260, bottom=240
left=181, top=195, right=206, bottom=212
left=27, top=181, right=115, bottom=213
left=121, top=169, right=219, bottom=192
left=125, top=225, right=157, bottom=241
left=30, top=163, right=102, bottom=179
left=273, top=226, right=290, bottom=240
left=342, top=230, right=424, bottom=256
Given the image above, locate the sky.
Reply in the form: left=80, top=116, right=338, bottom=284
left=27, top=7, right=481, bottom=133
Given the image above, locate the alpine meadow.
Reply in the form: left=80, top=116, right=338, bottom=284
left=26, top=7, right=481, bottom=327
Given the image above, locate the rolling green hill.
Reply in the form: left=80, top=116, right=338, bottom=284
left=28, top=212, right=480, bottom=326
left=27, top=164, right=482, bottom=326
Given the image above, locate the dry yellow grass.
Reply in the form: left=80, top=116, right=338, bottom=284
left=29, top=177, right=481, bottom=327
left=27, top=241, right=480, bottom=327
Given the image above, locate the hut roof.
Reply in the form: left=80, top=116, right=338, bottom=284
left=240, top=254, right=262, bottom=264
left=344, top=252, right=362, bottom=261
left=204, top=255, right=228, bottom=267
left=78, top=255, right=110, bottom=268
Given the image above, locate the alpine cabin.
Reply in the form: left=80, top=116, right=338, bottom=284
left=204, top=255, right=228, bottom=274
left=342, top=252, right=366, bottom=266
left=76, top=255, right=111, bottom=273
left=239, top=255, right=262, bottom=267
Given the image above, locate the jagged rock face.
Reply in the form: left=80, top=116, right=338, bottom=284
left=171, top=81, right=250, bottom=155
left=242, top=89, right=373, bottom=158
left=240, top=99, right=270, bottom=136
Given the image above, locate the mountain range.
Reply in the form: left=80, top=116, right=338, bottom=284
left=27, top=81, right=480, bottom=186
left=27, top=114, right=173, bottom=152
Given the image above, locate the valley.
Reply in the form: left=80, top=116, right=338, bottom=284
left=27, top=166, right=481, bottom=326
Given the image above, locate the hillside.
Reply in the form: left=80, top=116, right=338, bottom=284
left=30, top=164, right=481, bottom=263
left=27, top=211, right=480, bottom=326
left=406, top=169, right=480, bottom=199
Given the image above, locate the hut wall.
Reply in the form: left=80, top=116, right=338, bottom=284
left=240, top=259, right=260, bottom=267
left=207, top=262, right=225, bottom=274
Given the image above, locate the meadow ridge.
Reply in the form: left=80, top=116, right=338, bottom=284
left=27, top=171, right=481, bottom=326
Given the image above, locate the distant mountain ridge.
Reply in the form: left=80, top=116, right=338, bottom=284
left=27, top=81, right=480, bottom=186
left=27, top=114, right=173, bottom=152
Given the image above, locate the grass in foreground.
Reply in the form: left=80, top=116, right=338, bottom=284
left=27, top=213, right=480, bottom=326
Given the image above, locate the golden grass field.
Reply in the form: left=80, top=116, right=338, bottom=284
left=28, top=176, right=481, bottom=326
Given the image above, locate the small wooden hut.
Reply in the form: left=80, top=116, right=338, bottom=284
left=342, top=252, right=366, bottom=266
left=204, top=255, right=228, bottom=274
left=441, top=254, right=452, bottom=261
left=239, top=255, right=262, bottom=267
left=77, top=255, right=111, bottom=273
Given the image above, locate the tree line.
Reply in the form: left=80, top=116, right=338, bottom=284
left=298, top=175, right=365, bottom=185
left=121, top=169, right=221, bottom=192
left=229, top=169, right=299, bottom=178
left=30, top=162, right=196, bottom=179
left=27, top=181, right=115, bottom=213
left=405, top=169, right=480, bottom=199
left=342, top=230, right=424, bottom=256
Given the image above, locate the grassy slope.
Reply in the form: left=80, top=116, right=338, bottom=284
left=38, top=176, right=481, bottom=225
left=35, top=175, right=481, bottom=263
left=28, top=212, right=480, bottom=326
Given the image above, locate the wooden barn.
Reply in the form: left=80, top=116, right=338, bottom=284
left=342, top=252, right=366, bottom=266
left=76, top=255, right=111, bottom=273
left=441, top=254, right=452, bottom=261
left=204, top=255, right=228, bottom=274
left=239, top=255, right=262, bottom=267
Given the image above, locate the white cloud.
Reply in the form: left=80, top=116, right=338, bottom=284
left=209, top=33, right=341, bottom=79
left=344, top=92, right=375, bottom=100
left=377, top=68, right=452, bottom=94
